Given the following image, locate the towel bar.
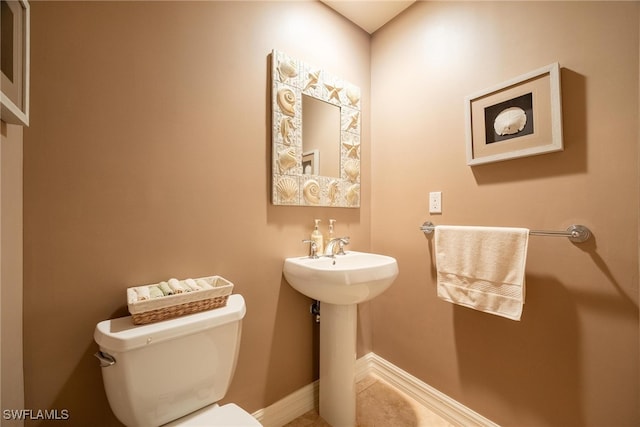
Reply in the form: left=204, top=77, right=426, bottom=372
left=419, top=222, right=591, bottom=243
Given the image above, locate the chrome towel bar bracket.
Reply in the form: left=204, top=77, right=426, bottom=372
left=420, top=222, right=592, bottom=243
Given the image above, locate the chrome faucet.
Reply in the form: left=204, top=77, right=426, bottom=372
left=324, top=236, right=350, bottom=256
left=302, top=239, right=319, bottom=259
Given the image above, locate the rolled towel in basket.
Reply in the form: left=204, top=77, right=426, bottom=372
left=158, top=281, right=174, bottom=296
left=127, top=288, right=138, bottom=304
left=168, top=278, right=187, bottom=293
left=196, top=278, right=214, bottom=289
left=148, top=285, right=164, bottom=299
left=134, top=286, right=151, bottom=301
left=183, top=278, right=202, bottom=291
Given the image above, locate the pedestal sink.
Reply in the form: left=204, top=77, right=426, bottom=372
left=283, top=251, right=399, bottom=427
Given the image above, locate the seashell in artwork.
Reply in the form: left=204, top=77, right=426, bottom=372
left=303, top=179, right=321, bottom=205
left=280, top=117, right=296, bottom=145
left=346, top=87, right=360, bottom=107
left=342, top=136, right=360, bottom=159
left=328, top=180, right=339, bottom=205
left=325, top=82, right=343, bottom=103
left=304, top=70, right=320, bottom=91
left=345, top=184, right=360, bottom=206
left=277, top=147, right=297, bottom=173
left=345, top=111, right=360, bottom=131
left=277, top=88, right=296, bottom=117
left=276, top=176, right=298, bottom=202
left=278, top=59, right=298, bottom=83
left=493, top=107, right=527, bottom=136
left=344, top=159, right=360, bottom=183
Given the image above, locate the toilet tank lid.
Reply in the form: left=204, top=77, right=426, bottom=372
left=94, top=294, right=246, bottom=352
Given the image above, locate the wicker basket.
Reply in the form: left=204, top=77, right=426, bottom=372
left=127, top=276, right=233, bottom=325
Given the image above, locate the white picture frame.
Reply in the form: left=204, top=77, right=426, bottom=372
left=465, top=63, right=562, bottom=166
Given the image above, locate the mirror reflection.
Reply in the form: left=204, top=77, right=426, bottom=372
left=302, top=95, right=340, bottom=178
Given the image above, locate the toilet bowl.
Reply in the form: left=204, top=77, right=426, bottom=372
left=94, top=294, right=261, bottom=427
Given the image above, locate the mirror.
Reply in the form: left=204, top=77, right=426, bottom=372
left=302, top=95, right=340, bottom=177
left=271, top=49, right=361, bottom=207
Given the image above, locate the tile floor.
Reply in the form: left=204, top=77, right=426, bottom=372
left=284, top=375, right=455, bottom=427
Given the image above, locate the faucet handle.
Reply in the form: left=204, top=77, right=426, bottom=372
left=302, top=239, right=319, bottom=259
left=336, top=236, right=350, bottom=255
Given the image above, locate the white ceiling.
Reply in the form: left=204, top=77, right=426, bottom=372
left=320, top=1, right=416, bottom=34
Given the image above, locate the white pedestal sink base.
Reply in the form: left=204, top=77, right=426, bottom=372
left=319, top=303, right=357, bottom=427
left=283, top=252, right=399, bottom=427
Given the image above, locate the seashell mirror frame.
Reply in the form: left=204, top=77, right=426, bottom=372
left=271, top=49, right=361, bottom=207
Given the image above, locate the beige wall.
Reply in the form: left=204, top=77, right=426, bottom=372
left=23, top=2, right=370, bottom=425
left=371, top=2, right=639, bottom=426
left=20, top=1, right=640, bottom=427
left=1, top=121, right=24, bottom=426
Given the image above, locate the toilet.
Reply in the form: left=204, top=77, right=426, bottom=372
left=94, top=294, right=262, bottom=427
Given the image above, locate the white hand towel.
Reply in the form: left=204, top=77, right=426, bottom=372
left=435, top=225, right=529, bottom=321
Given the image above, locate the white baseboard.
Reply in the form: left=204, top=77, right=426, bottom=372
left=356, top=353, right=499, bottom=427
left=253, top=352, right=498, bottom=427
left=251, top=380, right=318, bottom=427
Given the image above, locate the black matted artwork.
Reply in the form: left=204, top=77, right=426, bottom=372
left=484, top=92, right=534, bottom=144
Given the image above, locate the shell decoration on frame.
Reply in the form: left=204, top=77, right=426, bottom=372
left=277, top=147, right=297, bottom=173
left=271, top=50, right=361, bottom=208
left=345, top=111, right=360, bottom=132
left=277, top=88, right=296, bottom=117
left=325, top=83, right=343, bottom=103
left=280, top=117, right=296, bottom=145
left=342, top=137, right=360, bottom=159
left=346, top=184, right=360, bottom=206
left=344, top=159, right=360, bottom=183
left=347, top=87, right=360, bottom=107
left=328, top=180, right=340, bottom=205
left=276, top=176, right=299, bottom=202
left=277, top=58, right=298, bottom=83
left=494, top=107, right=527, bottom=136
left=304, top=70, right=320, bottom=91
left=303, top=179, right=321, bottom=205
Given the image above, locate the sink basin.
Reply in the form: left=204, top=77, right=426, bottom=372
left=283, top=251, right=399, bottom=304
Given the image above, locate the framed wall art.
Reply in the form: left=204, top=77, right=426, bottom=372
left=465, top=63, right=562, bottom=166
left=1, top=0, right=30, bottom=126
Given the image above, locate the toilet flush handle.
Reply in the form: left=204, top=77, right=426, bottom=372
left=94, top=351, right=116, bottom=367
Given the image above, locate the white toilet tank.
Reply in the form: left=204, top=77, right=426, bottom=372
left=94, top=294, right=247, bottom=427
